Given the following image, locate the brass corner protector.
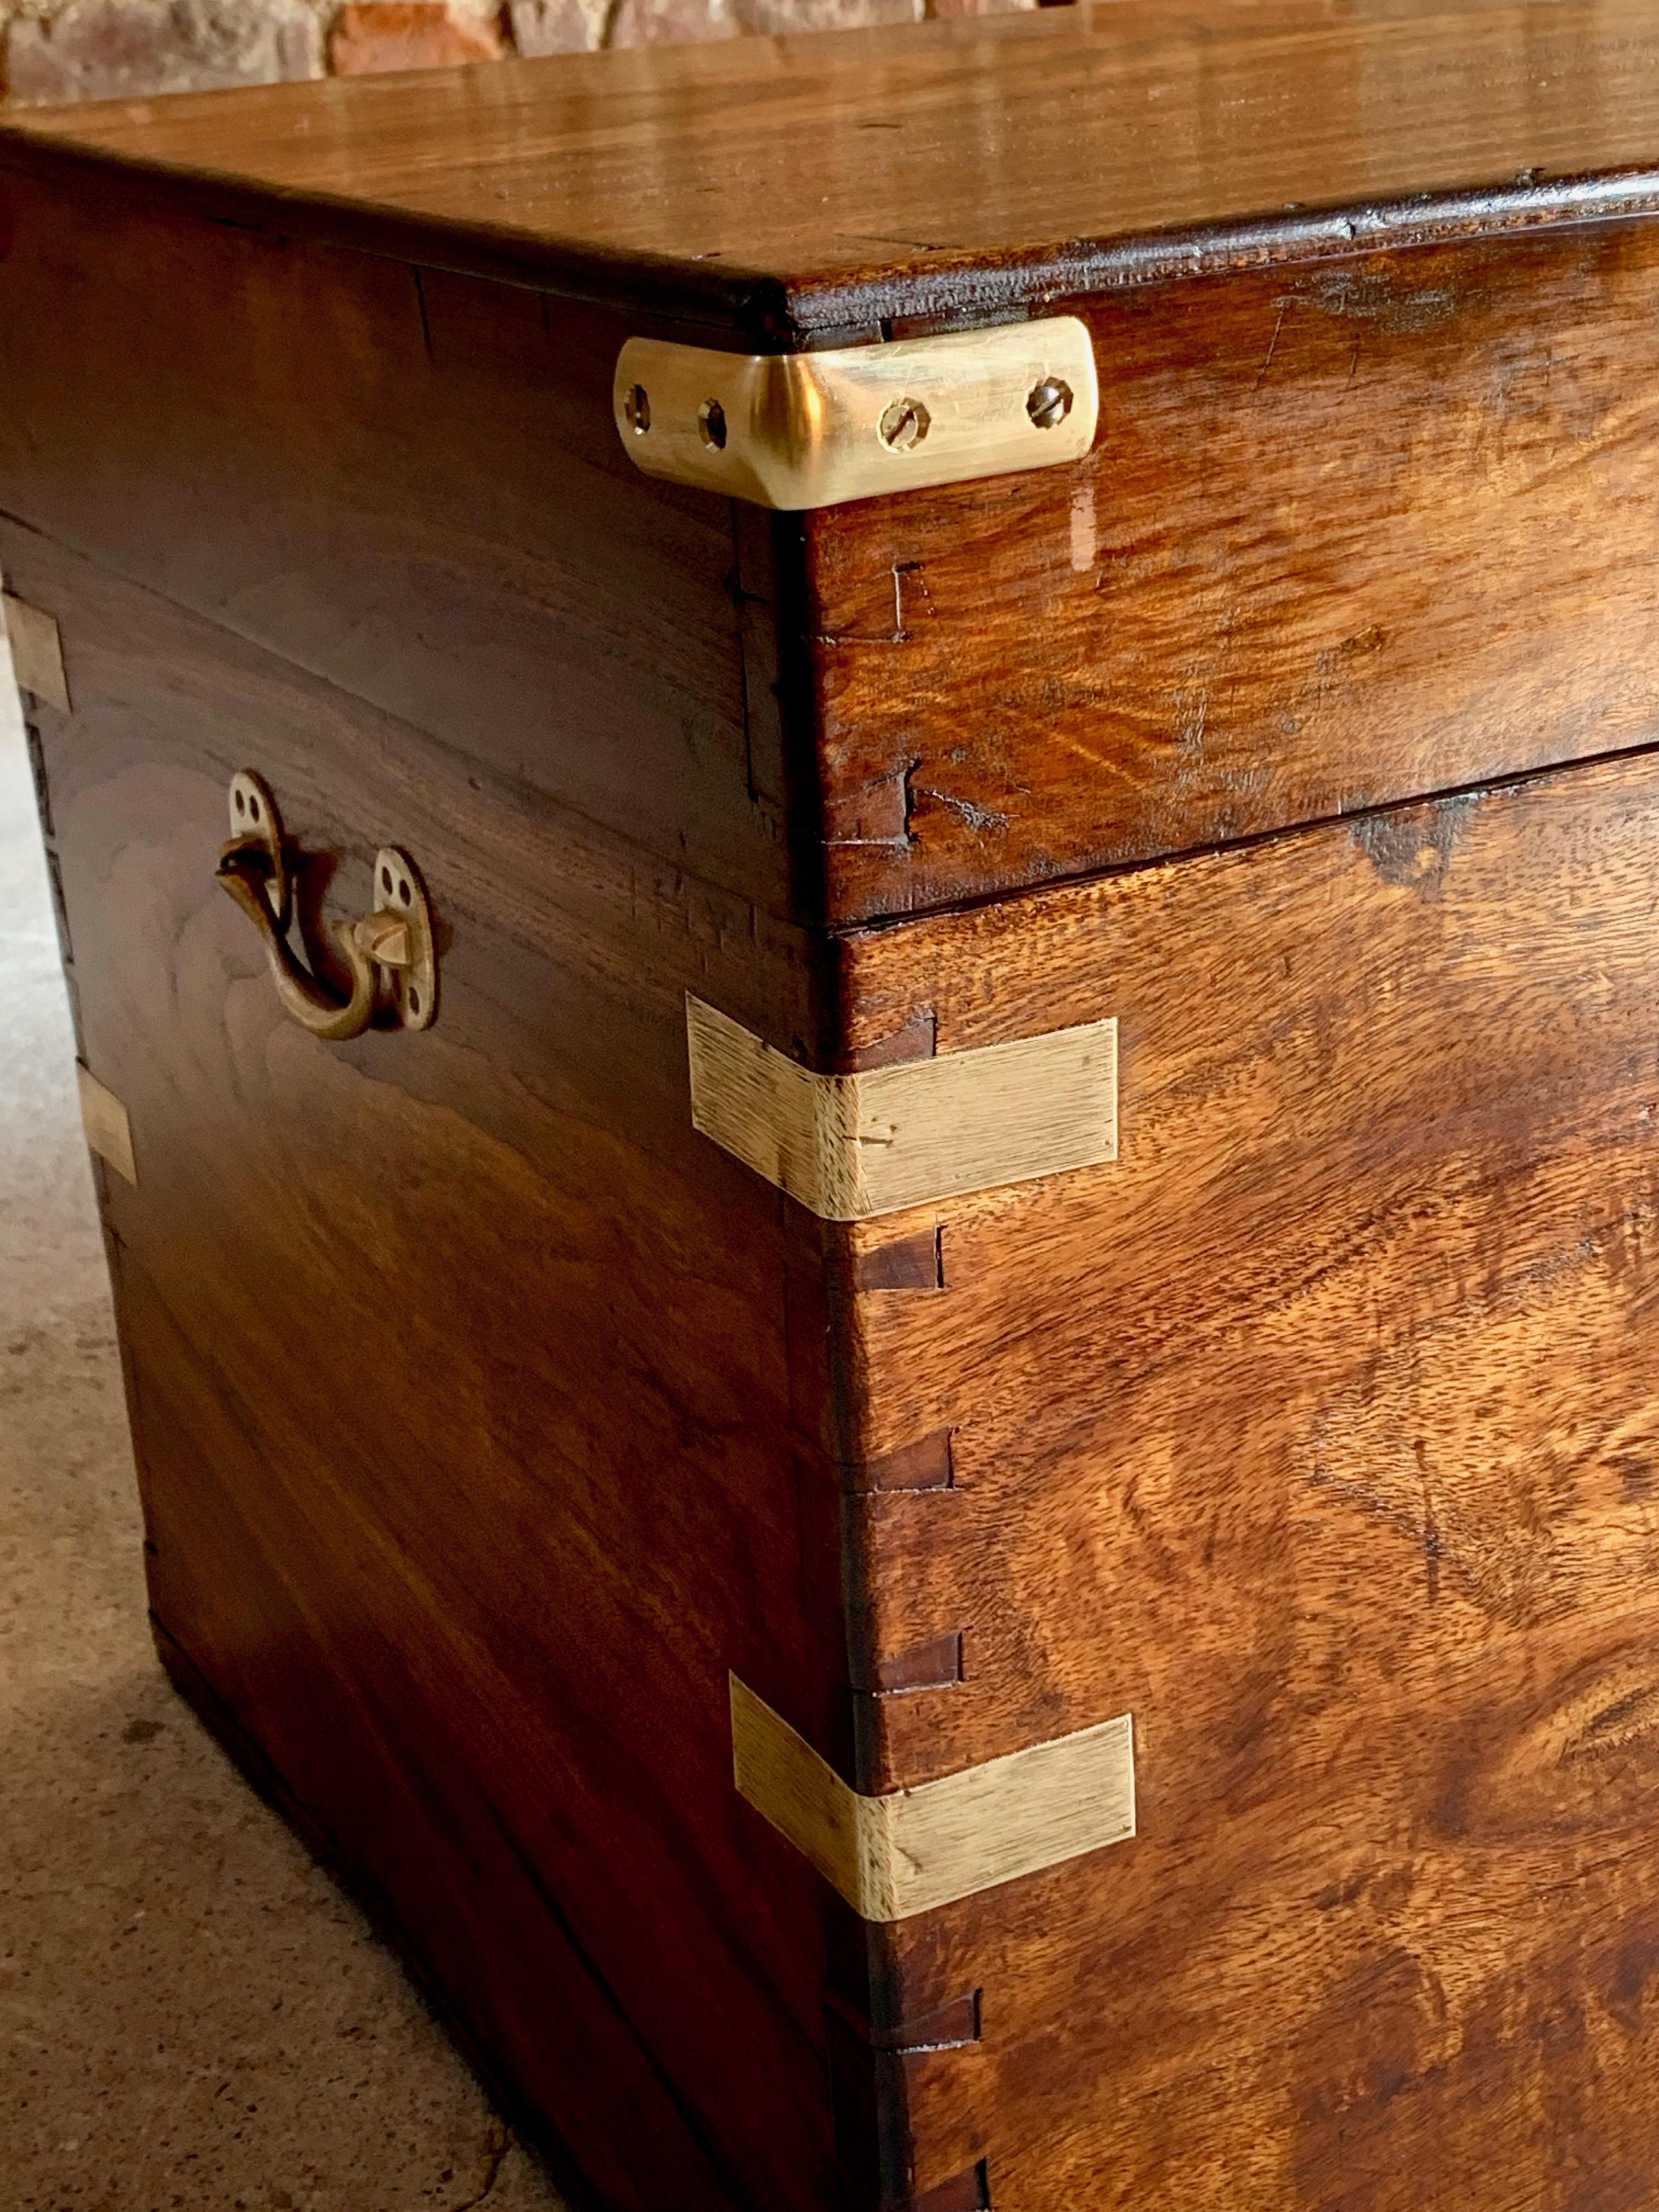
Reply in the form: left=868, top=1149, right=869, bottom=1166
left=614, top=318, right=1098, bottom=510
left=730, top=1675, right=1136, bottom=1922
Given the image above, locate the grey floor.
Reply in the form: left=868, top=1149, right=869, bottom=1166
left=0, top=658, right=568, bottom=2211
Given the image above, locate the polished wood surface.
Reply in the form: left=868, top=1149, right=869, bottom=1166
left=8, top=520, right=851, bottom=2212
left=5, top=1, right=1659, bottom=336
left=0, top=170, right=797, bottom=922
left=14, top=18, right=1659, bottom=2203
left=824, top=743, right=1659, bottom=2207
left=801, top=222, right=1659, bottom=917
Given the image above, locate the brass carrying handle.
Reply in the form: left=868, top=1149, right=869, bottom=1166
left=216, top=770, right=438, bottom=1041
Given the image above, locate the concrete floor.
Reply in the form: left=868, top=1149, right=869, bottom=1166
left=0, top=658, right=569, bottom=2212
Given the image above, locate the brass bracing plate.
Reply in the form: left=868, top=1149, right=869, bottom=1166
left=686, top=995, right=1118, bottom=1221
left=2, top=590, right=71, bottom=712
left=77, top=1064, right=137, bottom=1186
left=613, top=319, right=1098, bottom=510
left=730, top=1676, right=1136, bottom=1921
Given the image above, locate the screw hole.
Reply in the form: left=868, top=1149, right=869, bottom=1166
left=234, top=790, right=246, bottom=816
left=1026, top=376, right=1074, bottom=431
left=623, top=383, right=651, bottom=436
left=697, top=398, right=727, bottom=451
left=879, top=396, right=930, bottom=452
left=398, top=880, right=411, bottom=906
left=407, top=988, right=421, bottom=1017
left=249, top=798, right=261, bottom=822
left=381, top=865, right=393, bottom=895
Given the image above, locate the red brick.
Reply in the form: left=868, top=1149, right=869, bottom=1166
left=4, top=0, right=323, bottom=105
left=328, top=1, right=503, bottom=74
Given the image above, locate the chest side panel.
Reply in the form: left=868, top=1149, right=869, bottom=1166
left=822, top=750, right=1659, bottom=2208
left=805, top=224, right=1659, bottom=921
left=8, top=522, right=855, bottom=2212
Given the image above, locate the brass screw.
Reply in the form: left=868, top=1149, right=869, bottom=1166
left=623, top=383, right=651, bottom=436
left=879, top=396, right=931, bottom=452
left=698, top=398, right=727, bottom=451
left=1026, top=377, right=1074, bottom=431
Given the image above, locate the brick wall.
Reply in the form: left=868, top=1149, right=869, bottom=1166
left=0, top=0, right=1045, bottom=103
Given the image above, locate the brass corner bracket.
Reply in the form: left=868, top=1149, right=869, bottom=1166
left=613, top=318, right=1098, bottom=510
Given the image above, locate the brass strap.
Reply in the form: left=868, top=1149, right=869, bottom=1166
left=3, top=590, right=70, bottom=712
left=731, top=1676, right=1136, bottom=1922
left=77, top=1065, right=136, bottom=1185
left=614, top=319, right=1098, bottom=510
left=686, top=995, right=1118, bottom=1222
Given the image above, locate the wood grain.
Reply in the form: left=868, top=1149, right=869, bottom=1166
left=4, top=1, right=1659, bottom=338
left=731, top=1677, right=1134, bottom=1922
left=17, top=19, right=1659, bottom=2197
left=26, top=479, right=1659, bottom=2208
left=802, top=222, right=1659, bottom=918
left=8, top=520, right=854, bottom=2212
left=822, top=744, right=1659, bottom=2208
left=687, top=996, right=1116, bottom=1221
left=75, top=1062, right=136, bottom=1184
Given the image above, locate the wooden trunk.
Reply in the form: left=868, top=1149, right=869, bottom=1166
left=8, top=5, right=1659, bottom=2205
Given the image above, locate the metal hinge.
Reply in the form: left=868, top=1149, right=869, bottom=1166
left=613, top=317, right=1098, bottom=510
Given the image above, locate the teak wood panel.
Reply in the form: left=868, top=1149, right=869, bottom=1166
left=23, top=506, right=1659, bottom=2209
left=816, top=747, right=1659, bottom=2210
left=802, top=224, right=1659, bottom=919
left=5, top=523, right=850, bottom=2212
left=22, top=501, right=1659, bottom=2205
left=8, top=1, right=1659, bottom=337
left=16, top=168, right=1659, bottom=937
left=0, top=169, right=795, bottom=921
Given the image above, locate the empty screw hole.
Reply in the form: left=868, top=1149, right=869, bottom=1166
left=623, top=383, right=651, bottom=436
left=249, top=798, right=261, bottom=822
left=1027, top=377, right=1074, bottom=431
left=381, top=865, right=393, bottom=895
left=234, top=790, right=246, bottom=816
left=407, top=988, right=421, bottom=1017
left=698, top=398, right=727, bottom=451
left=879, top=396, right=930, bottom=452
left=398, top=881, right=411, bottom=906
